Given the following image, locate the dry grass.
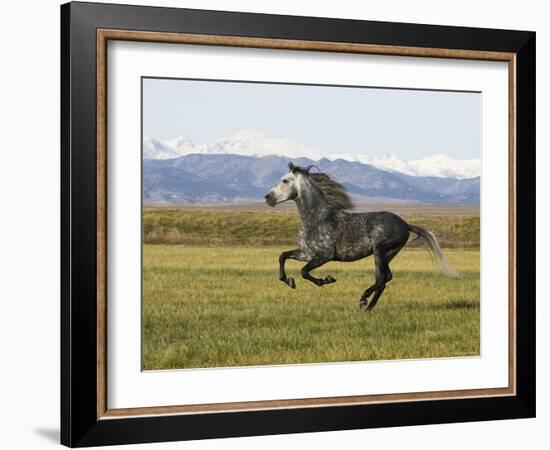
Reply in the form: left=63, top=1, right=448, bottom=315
left=143, top=208, right=479, bottom=248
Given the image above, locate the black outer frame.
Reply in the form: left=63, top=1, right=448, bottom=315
left=60, top=1, right=535, bottom=447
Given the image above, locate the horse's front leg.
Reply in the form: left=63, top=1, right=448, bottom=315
left=300, top=257, right=336, bottom=287
left=279, top=249, right=307, bottom=289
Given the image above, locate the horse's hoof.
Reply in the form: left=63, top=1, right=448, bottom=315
left=358, top=301, right=369, bottom=311
left=285, top=277, right=296, bottom=289
left=324, top=275, right=336, bottom=284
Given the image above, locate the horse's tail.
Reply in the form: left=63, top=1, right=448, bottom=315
left=408, top=224, right=459, bottom=278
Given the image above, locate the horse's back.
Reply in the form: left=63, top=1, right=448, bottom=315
left=364, top=210, right=409, bottom=230
left=334, top=211, right=409, bottom=261
left=361, top=211, right=410, bottom=242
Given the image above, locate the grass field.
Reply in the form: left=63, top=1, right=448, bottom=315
left=142, top=242, right=480, bottom=370
left=143, top=206, right=480, bottom=248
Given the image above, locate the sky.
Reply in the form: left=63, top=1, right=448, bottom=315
left=142, top=77, right=481, bottom=160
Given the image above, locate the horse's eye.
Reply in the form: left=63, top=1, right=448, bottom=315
left=282, top=179, right=289, bottom=184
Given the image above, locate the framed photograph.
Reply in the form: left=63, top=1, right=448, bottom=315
left=61, top=1, right=536, bottom=447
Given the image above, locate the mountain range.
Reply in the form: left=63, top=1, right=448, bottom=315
left=143, top=153, right=480, bottom=206
left=142, top=130, right=480, bottom=205
left=143, top=130, right=480, bottom=180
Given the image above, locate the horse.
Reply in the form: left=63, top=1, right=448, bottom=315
left=264, top=162, right=457, bottom=311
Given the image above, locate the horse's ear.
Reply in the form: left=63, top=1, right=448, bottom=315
left=288, top=162, right=295, bottom=172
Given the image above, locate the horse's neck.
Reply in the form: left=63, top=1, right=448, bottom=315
left=295, top=187, right=332, bottom=227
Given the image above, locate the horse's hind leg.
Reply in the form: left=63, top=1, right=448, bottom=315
left=279, top=249, right=307, bottom=289
left=365, top=246, right=403, bottom=310
left=365, top=284, right=386, bottom=311
left=359, top=253, right=388, bottom=310
left=360, top=245, right=401, bottom=311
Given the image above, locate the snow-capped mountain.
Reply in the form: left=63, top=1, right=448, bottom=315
left=410, top=154, right=479, bottom=179
left=204, top=130, right=328, bottom=161
left=143, top=130, right=480, bottom=179
left=143, top=136, right=196, bottom=160
left=336, top=152, right=480, bottom=179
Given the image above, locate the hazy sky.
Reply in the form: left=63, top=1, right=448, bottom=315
left=143, top=77, right=481, bottom=160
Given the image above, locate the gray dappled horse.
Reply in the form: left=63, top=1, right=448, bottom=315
left=265, top=163, right=457, bottom=311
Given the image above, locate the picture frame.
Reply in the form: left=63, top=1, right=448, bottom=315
left=60, top=1, right=535, bottom=447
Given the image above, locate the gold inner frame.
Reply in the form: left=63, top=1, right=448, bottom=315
left=96, top=29, right=517, bottom=420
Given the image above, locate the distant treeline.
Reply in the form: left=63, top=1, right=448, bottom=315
left=143, top=208, right=479, bottom=249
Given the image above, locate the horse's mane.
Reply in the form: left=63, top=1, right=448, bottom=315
left=288, top=162, right=354, bottom=211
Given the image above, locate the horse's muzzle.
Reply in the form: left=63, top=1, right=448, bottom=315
left=265, top=192, right=276, bottom=207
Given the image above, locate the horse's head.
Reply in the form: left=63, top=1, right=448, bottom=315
left=265, top=162, right=303, bottom=207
